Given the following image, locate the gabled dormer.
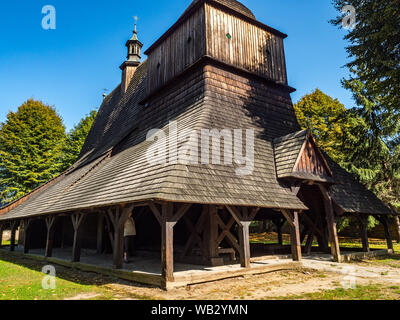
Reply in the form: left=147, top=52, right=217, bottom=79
left=273, top=130, right=334, bottom=184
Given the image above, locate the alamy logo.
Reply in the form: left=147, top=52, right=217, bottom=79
left=42, top=265, right=56, bottom=289
left=341, top=5, right=356, bottom=30
left=42, top=5, right=56, bottom=30
left=146, top=121, right=255, bottom=176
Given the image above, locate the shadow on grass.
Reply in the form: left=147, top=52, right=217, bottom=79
left=0, top=250, right=156, bottom=290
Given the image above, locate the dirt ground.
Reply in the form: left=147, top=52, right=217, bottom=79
left=77, top=258, right=400, bottom=300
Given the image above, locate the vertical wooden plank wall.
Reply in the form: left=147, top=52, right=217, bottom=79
left=146, top=3, right=288, bottom=95
left=205, top=4, right=287, bottom=85
left=147, top=5, right=206, bottom=93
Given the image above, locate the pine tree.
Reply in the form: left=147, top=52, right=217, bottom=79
left=0, top=99, right=66, bottom=203
left=61, top=110, right=97, bottom=170
left=331, top=0, right=400, bottom=116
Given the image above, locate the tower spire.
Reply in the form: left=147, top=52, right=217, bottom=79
left=120, top=16, right=143, bottom=93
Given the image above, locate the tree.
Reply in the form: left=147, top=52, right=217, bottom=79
left=331, top=0, right=400, bottom=239
left=0, top=99, right=66, bottom=203
left=293, top=89, right=356, bottom=166
left=294, top=89, right=382, bottom=231
left=331, top=0, right=400, bottom=117
left=61, top=110, right=97, bottom=170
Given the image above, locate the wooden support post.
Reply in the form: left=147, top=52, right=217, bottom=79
left=107, top=206, right=133, bottom=269
left=45, top=216, right=57, bottom=258
left=23, top=219, right=32, bottom=254
left=319, top=185, right=341, bottom=262
left=161, top=203, right=174, bottom=287
left=238, top=221, right=251, bottom=268
left=97, top=214, right=104, bottom=254
left=71, top=213, right=85, bottom=262
left=208, top=205, right=218, bottom=259
left=282, top=210, right=302, bottom=261
left=272, top=218, right=284, bottom=245
left=377, top=215, right=394, bottom=252
left=0, top=223, right=4, bottom=248
left=357, top=215, right=370, bottom=253
left=225, top=206, right=259, bottom=268
left=10, top=221, right=18, bottom=252
left=394, top=215, right=400, bottom=244
left=304, top=231, right=314, bottom=255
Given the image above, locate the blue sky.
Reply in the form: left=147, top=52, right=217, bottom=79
left=0, top=0, right=353, bottom=131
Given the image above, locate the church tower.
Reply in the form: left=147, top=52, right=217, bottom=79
left=120, top=20, right=143, bottom=93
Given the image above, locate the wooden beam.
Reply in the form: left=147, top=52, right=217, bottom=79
left=10, top=221, right=18, bottom=252
left=71, top=213, right=85, bottom=262
left=394, top=215, right=400, bottom=244
left=304, top=230, right=314, bottom=255
left=207, top=205, right=219, bottom=260
left=149, top=203, right=162, bottom=225
left=319, top=185, right=341, bottom=262
left=290, top=212, right=302, bottom=261
left=182, top=206, right=208, bottom=258
left=377, top=215, right=394, bottom=252
left=357, top=214, right=370, bottom=253
left=238, top=221, right=251, bottom=268
left=108, top=205, right=134, bottom=269
left=0, top=223, right=4, bottom=248
left=225, top=206, right=243, bottom=225
left=96, top=214, right=104, bottom=254
left=281, top=210, right=295, bottom=228
left=272, top=218, right=285, bottom=245
left=45, top=216, right=57, bottom=258
left=23, top=219, right=32, bottom=254
left=161, top=203, right=174, bottom=287
left=171, top=203, right=192, bottom=226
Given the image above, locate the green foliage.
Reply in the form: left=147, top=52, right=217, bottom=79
left=294, top=89, right=398, bottom=230
left=331, top=0, right=400, bottom=215
left=61, top=110, right=97, bottom=170
left=293, top=89, right=355, bottom=166
left=0, top=99, right=66, bottom=202
left=331, top=0, right=400, bottom=116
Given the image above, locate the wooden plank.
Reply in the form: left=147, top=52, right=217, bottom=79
left=161, top=203, right=174, bottom=287
left=45, top=216, right=57, bottom=258
left=238, top=221, right=251, bottom=268
left=71, top=213, right=85, bottom=263
left=377, top=215, right=394, bottom=251
left=208, top=205, right=219, bottom=259
left=304, top=231, right=314, bottom=255
left=23, top=219, right=32, bottom=254
left=225, top=205, right=243, bottom=225
left=357, top=215, right=370, bottom=253
left=319, top=185, right=341, bottom=262
left=97, top=214, right=104, bottom=254
left=10, top=221, right=18, bottom=252
left=0, top=223, right=4, bottom=248
left=171, top=203, right=192, bottom=225
left=111, top=205, right=134, bottom=269
left=149, top=203, right=162, bottom=225
left=290, top=212, right=302, bottom=261
left=272, top=218, right=285, bottom=245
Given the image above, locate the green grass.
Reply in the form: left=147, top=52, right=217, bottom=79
left=276, top=284, right=400, bottom=300
left=0, top=256, right=105, bottom=300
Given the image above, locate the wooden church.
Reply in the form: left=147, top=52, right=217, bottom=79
left=0, top=0, right=395, bottom=289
